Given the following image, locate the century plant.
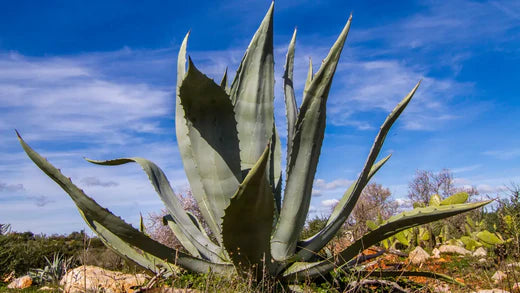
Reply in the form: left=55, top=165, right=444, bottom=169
left=18, top=3, right=491, bottom=283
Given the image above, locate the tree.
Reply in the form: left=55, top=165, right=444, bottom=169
left=407, top=169, right=479, bottom=247
left=347, top=183, right=398, bottom=239
left=408, top=169, right=478, bottom=205
left=146, top=191, right=213, bottom=250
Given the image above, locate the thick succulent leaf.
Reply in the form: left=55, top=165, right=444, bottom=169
left=220, top=67, right=228, bottom=89
left=284, top=28, right=298, bottom=162
left=222, top=146, right=274, bottom=275
left=270, top=126, right=282, bottom=215
left=271, top=15, right=352, bottom=261
left=229, top=3, right=275, bottom=173
left=394, top=231, right=410, bottom=246
left=139, top=213, right=146, bottom=234
left=17, top=133, right=233, bottom=274
left=86, top=157, right=224, bottom=262
left=163, top=215, right=201, bottom=258
left=303, top=57, right=313, bottom=104
left=366, top=220, right=379, bottom=231
left=429, top=194, right=442, bottom=206
left=186, top=211, right=210, bottom=239
left=440, top=192, right=468, bottom=205
left=295, top=83, right=420, bottom=261
left=175, top=33, right=222, bottom=242
left=179, top=59, right=242, bottom=238
left=477, top=230, right=504, bottom=245
left=282, top=200, right=491, bottom=279
left=296, top=155, right=390, bottom=261
left=327, top=155, right=390, bottom=226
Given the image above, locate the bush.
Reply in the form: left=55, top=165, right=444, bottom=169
left=0, top=230, right=140, bottom=278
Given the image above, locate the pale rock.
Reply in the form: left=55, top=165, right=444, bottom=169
left=473, top=247, right=487, bottom=257
left=7, top=275, right=32, bottom=289
left=431, top=248, right=441, bottom=258
left=408, top=246, right=430, bottom=264
left=145, top=288, right=201, bottom=293
left=433, top=283, right=450, bottom=293
left=492, top=270, right=507, bottom=284
left=438, top=244, right=471, bottom=255
left=507, top=262, right=520, bottom=268
left=478, top=258, right=487, bottom=264
left=38, top=286, right=55, bottom=291
left=60, top=265, right=148, bottom=293
left=472, top=290, right=510, bottom=293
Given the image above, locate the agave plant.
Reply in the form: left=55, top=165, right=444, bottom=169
left=18, top=3, right=491, bottom=283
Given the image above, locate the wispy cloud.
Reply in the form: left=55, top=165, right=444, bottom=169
left=451, top=164, right=481, bottom=173
left=0, top=182, right=24, bottom=192
left=81, top=176, right=119, bottom=187
left=483, top=149, right=520, bottom=160
left=26, top=195, right=55, bottom=207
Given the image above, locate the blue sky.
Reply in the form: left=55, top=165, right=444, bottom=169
left=1, top=0, right=520, bottom=234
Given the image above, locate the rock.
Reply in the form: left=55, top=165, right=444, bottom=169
left=408, top=246, right=430, bottom=264
left=433, top=283, right=450, bottom=292
left=439, top=244, right=471, bottom=255
left=432, top=248, right=441, bottom=258
left=38, top=286, right=55, bottom=291
left=507, top=262, right=520, bottom=268
left=473, top=247, right=487, bottom=257
left=60, top=265, right=148, bottom=293
left=472, top=290, right=510, bottom=293
left=145, top=288, right=200, bottom=293
left=513, top=283, right=520, bottom=291
left=7, top=275, right=32, bottom=289
left=478, top=258, right=487, bottom=264
left=492, top=270, right=507, bottom=284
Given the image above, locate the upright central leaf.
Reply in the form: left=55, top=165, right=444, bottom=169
left=222, top=146, right=274, bottom=278
left=230, top=2, right=275, bottom=175
left=271, top=16, right=352, bottom=261
left=179, top=60, right=242, bottom=233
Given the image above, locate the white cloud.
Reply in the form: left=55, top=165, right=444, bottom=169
left=394, top=198, right=412, bottom=209
left=451, top=164, right=481, bottom=174
left=314, top=178, right=352, bottom=190
left=483, top=149, right=520, bottom=160
left=321, top=199, right=339, bottom=208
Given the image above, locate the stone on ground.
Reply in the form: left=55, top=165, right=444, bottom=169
left=60, top=265, right=148, bottom=293
left=492, top=270, right=507, bottom=284
left=431, top=247, right=441, bottom=258
left=408, top=246, right=430, bottom=264
left=7, top=275, right=32, bottom=289
left=439, top=244, right=471, bottom=255
left=473, top=247, right=487, bottom=257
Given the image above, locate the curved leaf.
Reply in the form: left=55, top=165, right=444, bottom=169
left=17, top=132, right=233, bottom=274
left=163, top=215, right=201, bottom=258
left=440, top=192, right=468, bottom=205
left=284, top=28, right=298, bottom=162
left=271, top=15, right=352, bottom=261
left=222, top=145, right=274, bottom=276
left=230, top=2, right=275, bottom=175
left=303, top=57, right=313, bottom=105
left=179, top=59, right=242, bottom=238
left=86, top=157, right=224, bottom=262
left=283, top=200, right=491, bottom=280
left=174, top=33, right=222, bottom=242
left=295, top=82, right=420, bottom=262
left=429, top=194, right=442, bottom=206
left=296, top=155, right=390, bottom=261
